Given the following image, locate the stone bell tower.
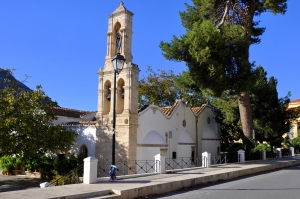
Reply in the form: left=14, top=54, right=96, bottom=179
left=96, top=2, right=140, bottom=164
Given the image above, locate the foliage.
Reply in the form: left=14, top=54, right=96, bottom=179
left=0, top=156, right=15, bottom=172
left=252, top=143, right=272, bottom=153
left=216, top=66, right=297, bottom=150
left=138, top=66, right=206, bottom=108
left=50, top=169, right=82, bottom=186
left=159, top=0, right=288, bottom=143
left=0, top=69, right=77, bottom=156
left=284, top=137, right=300, bottom=150
left=250, top=66, right=298, bottom=148
left=53, top=154, right=84, bottom=175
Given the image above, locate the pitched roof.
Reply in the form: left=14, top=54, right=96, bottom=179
left=52, top=107, right=93, bottom=118
left=290, top=98, right=300, bottom=104
left=191, top=104, right=206, bottom=115
left=65, top=121, right=97, bottom=126
left=160, top=100, right=180, bottom=116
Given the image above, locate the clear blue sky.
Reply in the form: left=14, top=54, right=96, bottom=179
left=0, top=1, right=299, bottom=111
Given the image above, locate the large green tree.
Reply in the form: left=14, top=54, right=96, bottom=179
left=0, top=69, right=77, bottom=156
left=251, top=66, right=297, bottom=149
left=138, top=66, right=206, bottom=108
left=208, top=66, right=297, bottom=151
left=160, top=0, right=287, bottom=144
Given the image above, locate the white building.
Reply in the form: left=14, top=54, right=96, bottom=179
left=53, top=2, right=220, bottom=164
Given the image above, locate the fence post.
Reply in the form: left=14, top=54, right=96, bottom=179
left=238, top=149, right=245, bottom=163
left=262, top=150, right=266, bottom=160
left=154, top=154, right=166, bottom=174
left=276, top=148, right=282, bottom=158
left=289, top=147, right=295, bottom=156
left=202, top=152, right=211, bottom=168
left=83, top=157, right=98, bottom=184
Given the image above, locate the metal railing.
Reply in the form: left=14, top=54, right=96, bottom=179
left=97, top=160, right=157, bottom=177
left=165, top=157, right=202, bottom=170
left=211, top=154, right=228, bottom=165
left=46, top=164, right=83, bottom=187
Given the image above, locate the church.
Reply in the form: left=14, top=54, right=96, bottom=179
left=52, top=2, right=221, bottom=165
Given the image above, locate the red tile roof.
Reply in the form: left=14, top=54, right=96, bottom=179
left=160, top=100, right=180, bottom=116
left=290, top=98, right=300, bottom=104
left=52, top=107, right=93, bottom=118
left=191, top=104, right=206, bottom=114
left=65, top=121, right=97, bottom=125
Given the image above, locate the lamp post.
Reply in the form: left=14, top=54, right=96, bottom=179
left=111, top=33, right=126, bottom=166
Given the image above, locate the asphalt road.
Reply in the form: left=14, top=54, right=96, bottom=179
left=147, top=165, right=300, bottom=199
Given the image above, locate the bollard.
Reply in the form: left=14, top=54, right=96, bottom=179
left=154, top=154, right=165, bottom=174
left=202, top=152, right=211, bottom=168
left=276, top=148, right=282, bottom=158
left=238, top=149, right=245, bottom=163
left=262, top=150, right=266, bottom=160
left=83, top=157, right=98, bottom=184
left=290, top=147, right=295, bottom=156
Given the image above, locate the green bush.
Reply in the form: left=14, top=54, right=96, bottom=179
left=50, top=170, right=81, bottom=186
left=53, top=154, right=84, bottom=175
left=252, top=143, right=272, bottom=153
left=0, top=156, right=15, bottom=173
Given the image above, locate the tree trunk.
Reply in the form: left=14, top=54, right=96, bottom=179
left=238, top=91, right=254, bottom=146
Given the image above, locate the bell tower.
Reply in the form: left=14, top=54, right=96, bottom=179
left=96, top=2, right=140, bottom=164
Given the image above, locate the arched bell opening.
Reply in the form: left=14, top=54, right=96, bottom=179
left=103, top=80, right=111, bottom=115
left=116, top=78, right=125, bottom=114
left=112, top=22, right=122, bottom=55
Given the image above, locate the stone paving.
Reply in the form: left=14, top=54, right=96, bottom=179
left=0, top=175, right=45, bottom=193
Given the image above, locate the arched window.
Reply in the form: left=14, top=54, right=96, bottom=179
left=117, top=78, right=125, bottom=114
left=80, top=145, right=88, bottom=158
left=103, top=80, right=111, bottom=115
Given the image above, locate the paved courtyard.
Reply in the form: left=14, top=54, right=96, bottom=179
left=0, top=175, right=45, bottom=193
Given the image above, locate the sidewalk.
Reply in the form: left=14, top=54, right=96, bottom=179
left=1, top=156, right=300, bottom=199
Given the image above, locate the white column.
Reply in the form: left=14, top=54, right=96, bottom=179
left=290, top=147, right=295, bottom=156
left=238, top=149, right=245, bottom=163
left=276, top=148, right=282, bottom=158
left=262, top=150, right=266, bottom=160
left=202, top=152, right=211, bottom=168
left=154, top=154, right=166, bottom=174
left=83, top=157, right=98, bottom=184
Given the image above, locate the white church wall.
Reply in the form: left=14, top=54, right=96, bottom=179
left=137, top=106, right=169, bottom=145
left=69, top=126, right=97, bottom=157
left=197, top=107, right=220, bottom=157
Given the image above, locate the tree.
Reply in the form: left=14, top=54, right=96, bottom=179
left=0, top=69, right=77, bottom=156
left=251, top=66, right=298, bottom=149
left=138, top=66, right=206, bottom=108
left=160, top=0, right=287, bottom=145
left=206, top=66, right=298, bottom=151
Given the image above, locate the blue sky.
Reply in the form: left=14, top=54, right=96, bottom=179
left=0, top=1, right=299, bottom=111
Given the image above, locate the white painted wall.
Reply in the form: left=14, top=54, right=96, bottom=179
left=68, top=126, right=97, bottom=157
left=137, top=101, right=220, bottom=162
left=197, top=107, right=220, bottom=157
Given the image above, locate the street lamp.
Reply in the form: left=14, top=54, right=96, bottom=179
left=111, top=33, right=126, bottom=166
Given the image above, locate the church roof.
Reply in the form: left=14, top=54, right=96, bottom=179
left=139, top=100, right=208, bottom=117
left=191, top=104, right=206, bottom=114
left=160, top=100, right=180, bottom=116
left=113, top=1, right=126, bottom=14
left=52, top=107, right=93, bottom=118
left=111, top=1, right=133, bottom=16
left=65, top=121, right=97, bottom=126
